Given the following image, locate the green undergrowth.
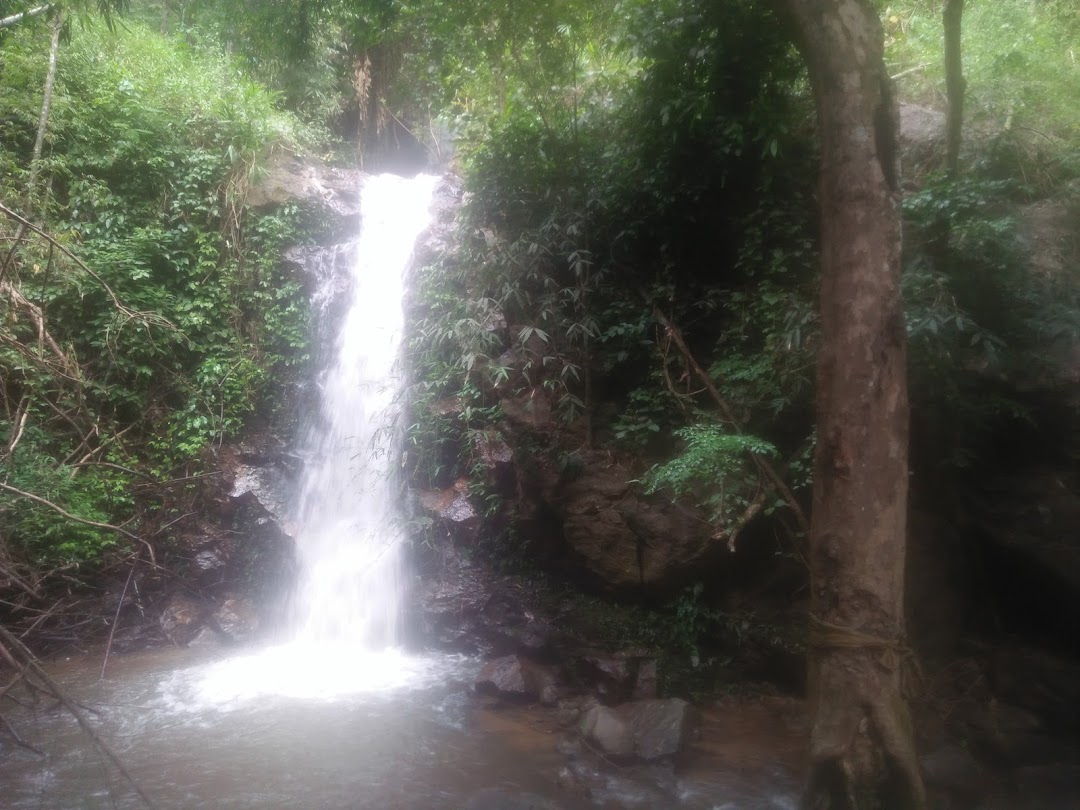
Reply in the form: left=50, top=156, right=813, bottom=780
left=0, top=18, right=317, bottom=567
left=887, top=0, right=1080, bottom=188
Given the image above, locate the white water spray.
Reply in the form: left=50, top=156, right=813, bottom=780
left=170, top=174, right=440, bottom=706
left=290, top=173, right=438, bottom=647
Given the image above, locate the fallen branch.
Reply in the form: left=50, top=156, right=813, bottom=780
left=0, top=481, right=156, bottom=566
left=0, top=559, right=40, bottom=599
left=0, top=624, right=157, bottom=808
left=0, top=4, right=52, bottom=29
left=890, top=62, right=930, bottom=81
left=2, top=280, right=83, bottom=378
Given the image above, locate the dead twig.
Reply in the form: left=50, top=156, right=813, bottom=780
left=99, top=551, right=140, bottom=681
left=0, top=624, right=157, bottom=808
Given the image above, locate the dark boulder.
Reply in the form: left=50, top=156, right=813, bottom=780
left=160, top=593, right=205, bottom=646
left=475, top=654, right=561, bottom=705
left=518, top=447, right=722, bottom=592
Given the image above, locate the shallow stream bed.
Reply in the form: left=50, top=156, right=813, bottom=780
left=0, top=645, right=807, bottom=809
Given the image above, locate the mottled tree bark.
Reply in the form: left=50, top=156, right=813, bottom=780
left=943, top=0, right=965, bottom=175
left=765, top=1, right=925, bottom=807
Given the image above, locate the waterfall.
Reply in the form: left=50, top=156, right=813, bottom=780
left=175, top=174, right=440, bottom=705
left=290, top=173, right=439, bottom=647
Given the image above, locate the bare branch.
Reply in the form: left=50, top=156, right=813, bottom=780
left=99, top=551, right=140, bottom=681
left=0, top=481, right=156, bottom=566
left=0, top=4, right=52, bottom=29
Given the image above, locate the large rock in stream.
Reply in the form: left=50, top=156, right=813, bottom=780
left=475, top=654, right=560, bottom=705
left=580, top=698, right=695, bottom=761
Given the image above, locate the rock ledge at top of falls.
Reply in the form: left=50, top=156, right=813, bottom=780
left=246, top=153, right=364, bottom=241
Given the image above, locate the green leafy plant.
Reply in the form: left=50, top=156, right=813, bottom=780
left=643, top=425, right=777, bottom=529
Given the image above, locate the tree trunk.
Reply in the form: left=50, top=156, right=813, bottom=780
left=767, top=1, right=925, bottom=807
left=943, top=0, right=965, bottom=175
left=27, top=9, right=63, bottom=213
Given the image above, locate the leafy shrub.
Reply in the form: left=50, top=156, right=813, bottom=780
left=0, top=18, right=313, bottom=565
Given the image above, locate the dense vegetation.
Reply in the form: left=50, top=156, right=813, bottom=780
left=1, top=8, right=313, bottom=635
left=405, top=0, right=1078, bottom=525
left=1, top=0, right=1077, bottom=671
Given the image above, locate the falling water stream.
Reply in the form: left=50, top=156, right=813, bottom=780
left=177, top=172, right=443, bottom=706
left=0, top=174, right=804, bottom=809
left=291, top=172, right=434, bottom=648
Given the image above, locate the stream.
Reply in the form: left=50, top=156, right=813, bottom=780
left=1, top=645, right=577, bottom=808
left=0, top=644, right=808, bottom=809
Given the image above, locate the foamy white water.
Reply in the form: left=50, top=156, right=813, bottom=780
left=173, top=174, right=440, bottom=708
left=290, top=173, right=439, bottom=647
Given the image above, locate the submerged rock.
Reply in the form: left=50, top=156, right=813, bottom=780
left=580, top=698, right=694, bottom=761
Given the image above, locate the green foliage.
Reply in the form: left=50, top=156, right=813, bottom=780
left=0, top=18, right=311, bottom=565
left=902, top=171, right=1078, bottom=468
left=643, top=425, right=777, bottom=528
left=0, top=439, right=127, bottom=565
left=886, top=0, right=1080, bottom=186
left=401, top=0, right=823, bottom=568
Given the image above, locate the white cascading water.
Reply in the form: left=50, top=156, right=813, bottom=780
left=169, top=174, right=443, bottom=705
left=291, top=172, right=438, bottom=647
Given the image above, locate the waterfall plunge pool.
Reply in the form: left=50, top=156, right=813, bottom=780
left=0, top=644, right=588, bottom=809
left=0, top=644, right=807, bottom=809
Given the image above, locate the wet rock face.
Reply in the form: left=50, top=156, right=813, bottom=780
left=211, top=597, right=260, bottom=644
left=160, top=594, right=205, bottom=646
left=161, top=434, right=298, bottom=643
left=246, top=154, right=363, bottom=242
left=414, top=544, right=551, bottom=657
left=476, top=655, right=561, bottom=705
